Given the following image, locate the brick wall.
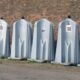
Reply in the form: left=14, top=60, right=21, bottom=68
left=0, top=0, right=80, bottom=40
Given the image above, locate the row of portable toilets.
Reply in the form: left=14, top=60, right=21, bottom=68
left=0, top=17, right=80, bottom=66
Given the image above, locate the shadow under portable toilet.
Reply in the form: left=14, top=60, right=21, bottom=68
left=10, top=17, right=32, bottom=59
left=0, top=17, right=10, bottom=58
left=55, top=16, right=80, bottom=66
left=31, top=18, right=55, bottom=62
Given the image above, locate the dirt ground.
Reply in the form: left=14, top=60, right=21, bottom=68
left=0, top=59, right=80, bottom=80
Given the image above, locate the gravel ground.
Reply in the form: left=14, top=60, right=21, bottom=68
left=0, top=59, right=80, bottom=80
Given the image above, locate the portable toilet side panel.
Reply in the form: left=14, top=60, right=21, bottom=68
left=55, top=18, right=80, bottom=65
left=31, top=19, right=54, bottom=62
left=11, top=19, right=32, bottom=59
left=0, top=19, right=9, bottom=57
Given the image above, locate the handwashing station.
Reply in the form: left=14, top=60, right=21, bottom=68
left=55, top=17, right=80, bottom=65
left=31, top=19, right=54, bottom=62
left=0, top=18, right=10, bottom=57
left=11, top=17, right=32, bottom=59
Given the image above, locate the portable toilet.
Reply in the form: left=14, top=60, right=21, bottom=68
left=55, top=16, right=80, bottom=65
left=0, top=17, right=10, bottom=57
left=31, top=19, right=54, bottom=62
left=11, top=17, right=32, bottom=59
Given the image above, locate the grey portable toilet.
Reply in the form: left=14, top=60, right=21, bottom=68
left=0, top=18, right=9, bottom=57
left=31, top=19, right=54, bottom=62
left=11, top=17, right=32, bottom=59
left=55, top=17, right=80, bottom=65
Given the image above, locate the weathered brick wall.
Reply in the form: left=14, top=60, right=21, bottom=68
left=0, top=0, right=80, bottom=40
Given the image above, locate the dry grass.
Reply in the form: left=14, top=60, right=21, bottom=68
left=0, top=59, right=80, bottom=73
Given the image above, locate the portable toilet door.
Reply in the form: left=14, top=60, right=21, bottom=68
left=55, top=17, right=80, bottom=65
left=0, top=18, right=9, bottom=57
left=11, top=18, right=32, bottom=59
left=31, top=19, right=54, bottom=62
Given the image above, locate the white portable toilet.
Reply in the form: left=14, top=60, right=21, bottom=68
left=31, top=19, right=54, bottom=62
left=0, top=17, right=9, bottom=57
left=55, top=16, right=80, bottom=65
left=11, top=17, right=32, bottom=59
